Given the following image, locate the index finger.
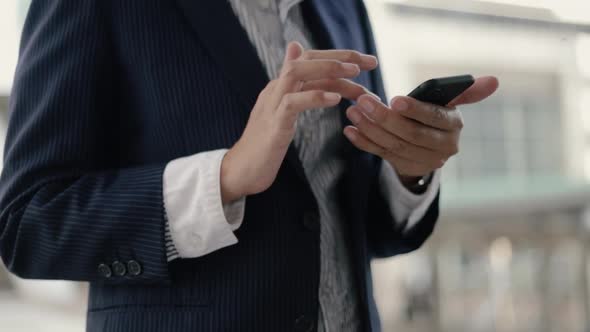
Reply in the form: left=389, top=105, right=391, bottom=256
left=389, top=96, right=463, bottom=131
left=301, top=49, right=378, bottom=71
left=354, top=95, right=450, bottom=150
left=356, top=94, right=463, bottom=131
left=272, top=59, right=361, bottom=102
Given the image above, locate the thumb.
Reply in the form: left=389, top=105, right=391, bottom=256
left=448, top=76, right=499, bottom=107
left=284, top=41, right=304, bottom=62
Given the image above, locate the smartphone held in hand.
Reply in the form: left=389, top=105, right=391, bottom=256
left=408, top=75, right=475, bottom=106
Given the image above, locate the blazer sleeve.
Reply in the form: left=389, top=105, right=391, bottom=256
left=353, top=0, right=440, bottom=258
left=0, top=0, right=170, bottom=284
left=366, top=160, right=440, bottom=259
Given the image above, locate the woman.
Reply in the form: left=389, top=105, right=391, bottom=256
left=0, top=0, right=497, bottom=331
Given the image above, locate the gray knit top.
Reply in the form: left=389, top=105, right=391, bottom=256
left=227, top=0, right=362, bottom=330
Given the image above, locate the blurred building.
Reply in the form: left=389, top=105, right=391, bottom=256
left=365, top=0, right=590, bottom=331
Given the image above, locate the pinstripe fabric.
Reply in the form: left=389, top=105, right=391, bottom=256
left=0, top=0, right=170, bottom=284
left=227, top=1, right=361, bottom=331
left=0, top=0, right=440, bottom=331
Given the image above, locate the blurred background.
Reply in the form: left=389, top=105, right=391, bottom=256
left=0, top=0, right=589, bottom=331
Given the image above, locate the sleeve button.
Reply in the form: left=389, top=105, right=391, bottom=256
left=112, top=261, right=127, bottom=277
left=98, top=263, right=112, bottom=278
left=127, top=260, right=143, bottom=276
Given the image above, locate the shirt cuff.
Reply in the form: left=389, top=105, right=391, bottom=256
left=379, top=161, right=441, bottom=230
left=163, top=149, right=246, bottom=261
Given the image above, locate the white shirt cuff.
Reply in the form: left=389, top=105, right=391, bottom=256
left=163, top=149, right=246, bottom=260
left=379, top=161, right=441, bottom=230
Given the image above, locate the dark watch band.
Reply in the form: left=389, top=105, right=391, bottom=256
left=406, top=173, right=433, bottom=194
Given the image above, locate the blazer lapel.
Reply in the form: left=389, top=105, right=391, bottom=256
left=174, top=0, right=268, bottom=110
left=305, top=0, right=378, bottom=165
left=174, top=0, right=311, bottom=183
left=306, top=0, right=375, bottom=315
left=304, top=0, right=356, bottom=130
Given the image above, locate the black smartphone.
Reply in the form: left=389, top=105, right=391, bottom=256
left=408, top=75, right=475, bottom=106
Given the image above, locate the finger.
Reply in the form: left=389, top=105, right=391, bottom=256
left=285, top=41, right=304, bottom=62
left=281, top=59, right=361, bottom=82
left=343, top=126, right=435, bottom=176
left=277, top=90, right=342, bottom=128
left=283, top=42, right=306, bottom=93
left=272, top=59, right=361, bottom=106
left=447, top=76, right=499, bottom=107
left=301, top=49, right=378, bottom=70
left=271, top=44, right=364, bottom=107
left=301, top=79, right=380, bottom=101
left=346, top=106, right=445, bottom=167
left=385, top=95, right=463, bottom=131
left=354, top=94, right=453, bottom=152
left=343, top=125, right=386, bottom=157
left=266, top=42, right=305, bottom=108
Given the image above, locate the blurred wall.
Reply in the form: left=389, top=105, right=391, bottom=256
left=365, top=1, right=590, bottom=331
left=0, top=1, right=86, bottom=331
left=0, top=1, right=22, bottom=95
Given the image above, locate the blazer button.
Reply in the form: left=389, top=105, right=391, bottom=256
left=303, top=211, right=320, bottom=231
left=294, top=314, right=314, bottom=332
left=97, top=263, right=112, bottom=278
left=112, top=261, right=127, bottom=277
left=127, top=260, right=143, bottom=276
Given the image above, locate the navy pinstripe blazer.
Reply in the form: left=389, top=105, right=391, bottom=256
left=0, top=0, right=439, bottom=331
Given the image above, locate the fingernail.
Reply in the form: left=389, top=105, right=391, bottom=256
left=348, top=109, right=362, bottom=124
left=324, top=92, right=341, bottom=103
left=361, top=55, right=378, bottom=67
left=358, top=98, right=375, bottom=113
left=392, top=98, right=408, bottom=111
left=342, top=63, right=360, bottom=75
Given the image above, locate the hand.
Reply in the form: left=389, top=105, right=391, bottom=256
left=221, top=42, right=379, bottom=202
left=343, top=76, right=499, bottom=184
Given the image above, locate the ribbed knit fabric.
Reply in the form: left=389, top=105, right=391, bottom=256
left=0, top=0, right=440, bottom=331
left=227, top=1, right=361, bottom=331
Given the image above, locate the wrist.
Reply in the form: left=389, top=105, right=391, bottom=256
left=220, top=147, right=247, bottom=204
left=400, top=173, right=433, bottom=194
left=393, top=165, right=433, bottom=194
